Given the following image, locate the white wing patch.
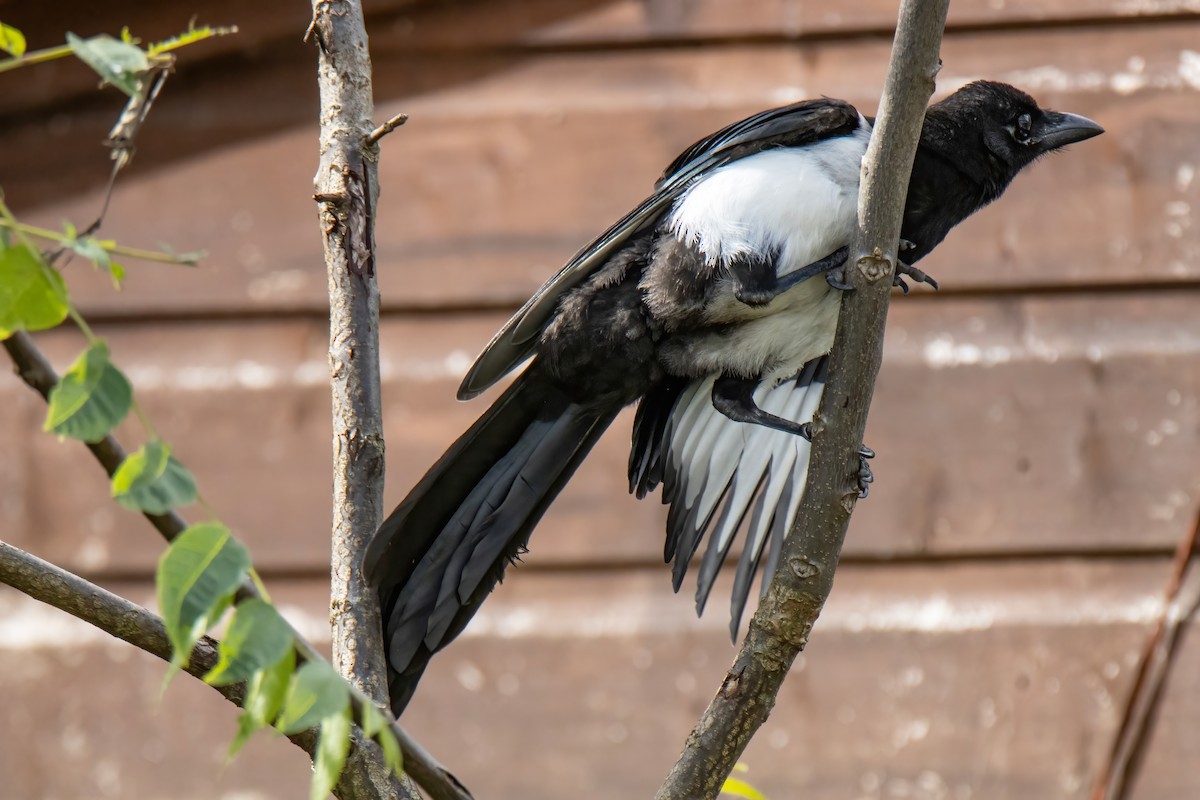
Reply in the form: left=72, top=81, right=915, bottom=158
left=668, top=123, right=869, bottom=275
left=660, top=361, right=827, bottom=639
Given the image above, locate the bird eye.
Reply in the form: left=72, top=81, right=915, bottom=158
left=1014, top=113, right=1033, bottom=142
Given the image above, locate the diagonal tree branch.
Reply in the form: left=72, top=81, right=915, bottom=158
left=2, top=331, right=470, bottom=800
left=3, top=331, right=188, bottom=543
left=0, top=539, right=374, bottom=799
left=1092, top=504, right=1200, bottom=800
left=656, top=2, right=950, bottom=798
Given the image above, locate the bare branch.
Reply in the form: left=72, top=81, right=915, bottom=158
left=1093, top=505, right=1200, bottom=799
left=366, top=113, right=410, bottom=146
left=309, top=0, right=390, bottom=706
left=655, top=3, right=950, bottom=798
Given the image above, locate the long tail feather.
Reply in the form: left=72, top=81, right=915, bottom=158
left=366, top=368, right=617, bottom=714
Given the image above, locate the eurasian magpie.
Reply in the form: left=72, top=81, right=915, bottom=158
left=366, top=81, right=1103, bottom=714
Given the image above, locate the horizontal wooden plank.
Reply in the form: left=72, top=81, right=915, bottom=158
left=8, top=0, right=1191, bottom=125
left=14, top=21, right=1198, bottom=318
left=5, top=291, right=1199, bottom=578
left=0, top=559, right=1192, bottom=798
left=399, top=0, right=1200, bottom=49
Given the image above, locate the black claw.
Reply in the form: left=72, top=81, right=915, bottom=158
left=895, top=261, right=939, bottom=292
left=894, top=276, right=910, bottom=295
left=857, top=457, right=874, bottom=498
left=798, top=422, right=814, bottom=441
left=825, top=266, right=854, bottom=291
left=855, top=442, right=874, bottom=498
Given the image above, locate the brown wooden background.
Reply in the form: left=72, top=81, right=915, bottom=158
left=2, top=1, right=1199, bottom=797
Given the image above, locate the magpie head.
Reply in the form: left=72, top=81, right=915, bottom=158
left=929, top=80, right=1104, bottom=182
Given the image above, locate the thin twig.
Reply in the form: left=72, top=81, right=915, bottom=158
left=366, top=113, right=409, bottom=145
left=0, top=218, right=201, bottom=266
left=655, top=2, right=949, bottom=798
left=1092, top=506, right=1200, bottom=800
left=2, top=329, right=470, bottom=800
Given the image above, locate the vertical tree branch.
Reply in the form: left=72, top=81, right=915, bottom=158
left=656, top=3, right=950, bottom=798
left=309, top=0, right=390, bottom=703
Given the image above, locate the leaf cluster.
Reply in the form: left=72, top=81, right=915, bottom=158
left=0, top=18, right=401, bottom=800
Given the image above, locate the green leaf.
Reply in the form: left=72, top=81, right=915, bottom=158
left=721, top=777, right=768, bottom=800
left=0, top=243, right=69, bottom=338
left=312, top=706, right=352, bottom=800
left=230, top=648, right=295, bottom=759
left=149, top=23, right=239, bottom=56
left=156, top=523, right=250, bottom=670
left=0, top=22, right=26, bottom=57
left=112, top=440, right=197, bottom=514
left=66, top=32, right=149, bottom=97
left=204, top=599, right=294, bottom=687
left=58, top=223, right=124, bottom=287
left=107, top=260, right=126, bottom=289
left=358, top=701, right=403, bottom=776
left=375, top=726, right=404, bottom=777
left=276, top=661, right=349, bottom=735
left=64, top=232, right=111, bottom=266
left=358, top=698, right=384, bottom=737
left=44, top=342, right=132, bottom=442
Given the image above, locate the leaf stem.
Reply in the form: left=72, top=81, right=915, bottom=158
left=0, top=42, right=73, bottom=73
left=0, top=217, right=201, bottom=266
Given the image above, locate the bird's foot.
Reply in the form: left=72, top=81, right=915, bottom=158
left=825, top=263, right=854, bottom=291
left=798, top=422, right=874, bottom=498
left=825, top=240, right=939, bottom=294
left=856, top=445, right=874, bottom=498
left=892, top=248, right=936, bottom=296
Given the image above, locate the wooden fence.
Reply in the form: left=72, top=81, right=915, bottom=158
left=2, top=1, right=1198, bottom=797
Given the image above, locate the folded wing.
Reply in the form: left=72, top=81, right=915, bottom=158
left=457, top=101, right=860, bottom=400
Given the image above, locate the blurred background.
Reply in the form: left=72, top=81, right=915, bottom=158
left=2, top=0, right=1199, bottom=798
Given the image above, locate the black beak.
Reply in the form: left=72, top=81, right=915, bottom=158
left=1033, top=111, right=1104, bottom=151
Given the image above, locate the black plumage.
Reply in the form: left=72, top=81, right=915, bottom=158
left=365, top=81, right=1103, bottom=714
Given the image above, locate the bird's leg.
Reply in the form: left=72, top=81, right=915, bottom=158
left=710, top=374, right=873, bottom=494
left=712, top=374, right=876, bottom=497
left=768, top=246, right=850, bottom=296
left=711, top=374, right=812, bottom=436
left=730, top=247, right=848, bottom=306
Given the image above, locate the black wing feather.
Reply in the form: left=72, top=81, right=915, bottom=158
left=457, top=99, right=861, bottom=400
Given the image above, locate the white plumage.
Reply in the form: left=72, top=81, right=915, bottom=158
left=666, top=120, right=870, bottom=381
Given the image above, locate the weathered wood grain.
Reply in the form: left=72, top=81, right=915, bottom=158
left=13, top=22, right=1196, bottom=316
left=7, top=0, right=1193, bottom=123
left=395, top=0, right=1200, bottom=49
left=5, top=291, right=1197, bottom=577
left=0, top=560, right=1189, bottom=799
